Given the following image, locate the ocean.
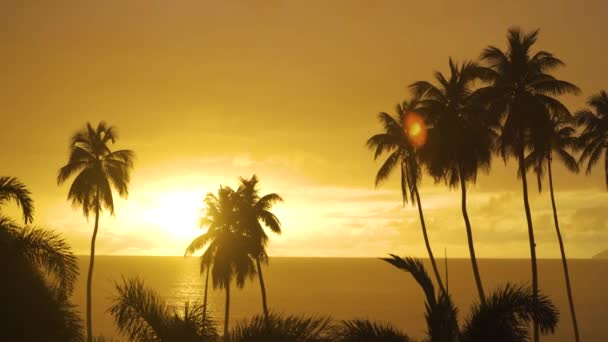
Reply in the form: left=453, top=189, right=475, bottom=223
left=73, top=256, right=607, bottom=341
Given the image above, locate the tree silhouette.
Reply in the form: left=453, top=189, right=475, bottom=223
left=477, top=28, right=580, bottom=341
left=109, top=277, right=218, bottom=342
left=382, top=254, right=559, bottom=342
left=236, top=175, right=283, bottom=325
left=0, top=176, right=34, bottom=224
left=0, top=216, right=82, bottom=341
left=57, top=121, right=135, bottom=342
left=526, top=116, right=581, bottom=341
left=367, top=99, right=446, bottom=294
left=411, top=58, right=496, bottom=303
left=186, top=186, right=257, bottom=341
left=577, top=90, right=608, bottom=189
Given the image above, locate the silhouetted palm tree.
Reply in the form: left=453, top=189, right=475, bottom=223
left=477, top=28, right=579, bottom=341
left=330, top=320, right=411, bottom=342
left=411, top=59, right=496, bottom=303
left=186, top=186, right=257, bottom=341
left=526, top=116, right=580, bottom=341
left=109, top=277, right=218, bottom=341
left=236, top=175, right=283, bottom=323
left=57, top=121, right=135, bottom=342
left=367, top=99, right=446, bottom=294
left=383, top=254, right=559, bottom=342
left=0, top=176, right=34, bottom=224
left=577, top=90, right=608, bottom=189
left=0, top=216, right=82, bottom=341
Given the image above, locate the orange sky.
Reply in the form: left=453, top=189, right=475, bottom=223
left=1, top=0, right=607, bottom=257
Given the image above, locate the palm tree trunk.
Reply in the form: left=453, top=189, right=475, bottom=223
left=224, top=283, right=230, bottom=342
left=413, top=185, right=445, bottom=294
left=202, top=265, right=210, bottom=328
left=548, top=157, right=580, bottom=342
left=86, top=199, right=100, bottom=342
left=256, top=258, right=270, bottom=325
left=519, top=149, right=539, bottom=342
left=459, top=169, right=486, bottom=304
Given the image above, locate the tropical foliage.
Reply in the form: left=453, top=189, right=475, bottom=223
left=0, top=176, right=34, bottom=224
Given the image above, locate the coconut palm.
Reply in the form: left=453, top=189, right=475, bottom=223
left=57, top=121, right=135, bottom=342
left=526, top=116, right=580, bottom=341
left=367, top=99, right=446, bottom=294
left=186, top=186, right=257, bottom=341
left=577, top=90, right=608, bottom=189
left=411, top=58, right=496, bottom=303
left=0, top=176, right=34, bottom=224
left=0, top=216, right=82, bottom=341
left=477, top=28, right=580, bottom=341
left=109, top=277, right=218, bottom=342
left=236, top=175, right=283, bottom=323
left=382, top=254, right=559, bottom=342
left=232, top=313, right=333, bottom=342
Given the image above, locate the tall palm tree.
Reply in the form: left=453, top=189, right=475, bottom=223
left=577, top=90, right=608, bottom=189
left=367, top=99, right=446, bottom=294
left=57, top=121, right=135, bottom=342
left=477, top=28, right=580, bottom=341
left=411, top=59, right=496, bottom=303
left=236, top=175, right=283, bottom=323
left=526, top=117, right=581, bottom=341
left=186, top=186, right=257, bottom=341
left=0, top=176, right=34, bottom=224
left=0, top=216, right=82, bottom=341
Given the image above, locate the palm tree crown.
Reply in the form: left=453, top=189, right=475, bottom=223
left=0, top=176, right=34, bottom=224
left=57, top=121, right=134, bottom=216
left=576, top=90, right=608, bottom=189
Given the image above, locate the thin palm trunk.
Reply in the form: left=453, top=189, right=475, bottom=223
left=413, top=185, right=445, bottom=294
left=459, top=169, right=486, bottom=304
left=548, top=157, right=580, bottom=342
left=256, top=258, right=270, bottom=324
left=202, top=265, right=210, bottom=327
left=224, top=283, right=230, bottom=342
left=519, top=149, right=539, bottom=342
left=86, top=196, right=100, bottom=342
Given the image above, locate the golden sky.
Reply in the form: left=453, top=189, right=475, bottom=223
left=1, top=0, right=607, bottom=257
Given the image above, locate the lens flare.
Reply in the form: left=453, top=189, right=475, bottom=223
left=404, top=112, right=427, bottom=147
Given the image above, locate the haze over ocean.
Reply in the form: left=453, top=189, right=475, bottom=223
left=74, top=256, right=607, bottom=341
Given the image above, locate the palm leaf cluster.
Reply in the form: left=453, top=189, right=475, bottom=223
left=382, top=255, right=558, bottom=342
left=0, top=215, right=82, bottom=341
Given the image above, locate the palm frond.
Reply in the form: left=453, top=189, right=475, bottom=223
left=0, top=176, right=35, bottom=224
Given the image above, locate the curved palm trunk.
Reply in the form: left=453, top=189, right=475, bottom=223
left=86, top=203, right=100, bottom=342
left=256, top=258, right=270, bottom=325
left=519, top=149, right=539, bottom=342
left=202, top=266, right=210, bottom=327
left=459, top=171, right=486, bottom=304
left=413, top=186, right=445, bottom=294
left=224, top=283, right=230, bottom=342
left=548, top=157, right=580, bottom=342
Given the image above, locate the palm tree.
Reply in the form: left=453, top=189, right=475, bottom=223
left=367, top=99, right=446, bottom=294
left=526, top=116, right=581, bottom=341
left=577, top=90, right=608, bottom=189
left=109, top=277, right=218, bottom=342
left=232, top=313, right=333, bottom=342
left=411, top=59, right=496, bottom=303
left=57, top=121, right=135, bottom=342
left=0, top=216, right=83, bottom=341
left=477, top=28, right=580, bottom=341
left=186, top=186, right=257, bottom=341
left=236, top=175, right=283, bottom=323
left=0, top=176, right=34, bottom=224
left=382, top=254, right=559, bottom=342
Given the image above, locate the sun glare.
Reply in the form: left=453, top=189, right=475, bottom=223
left=141, top=190, right=205, bottom=240
left=404, top=112, right=427, bottom=147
